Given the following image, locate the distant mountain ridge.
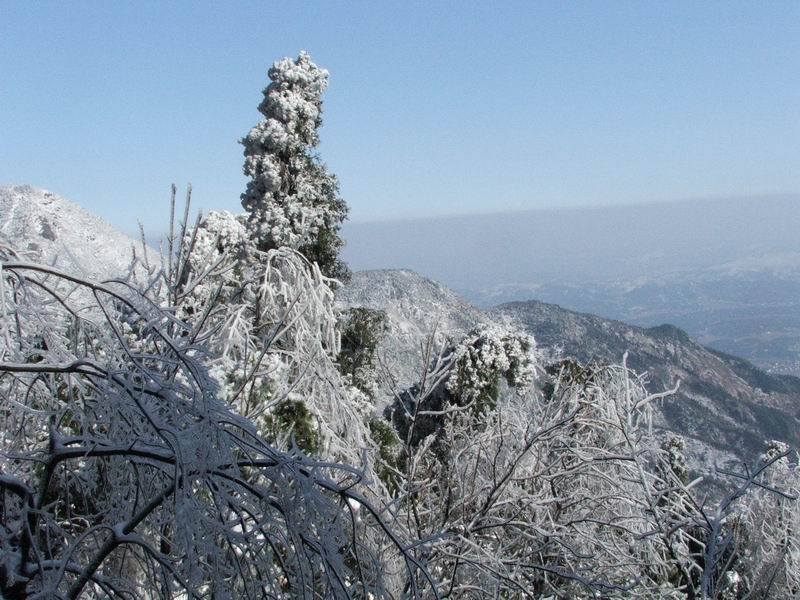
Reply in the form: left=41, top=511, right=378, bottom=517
left=467, top=263, right=800, bottom=377
left=493, top=299, right=800, bottom=462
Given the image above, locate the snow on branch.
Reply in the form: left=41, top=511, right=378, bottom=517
left=0, top=256, right=433, bottom=599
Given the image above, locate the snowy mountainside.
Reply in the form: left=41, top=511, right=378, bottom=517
left=4, top=185, right=797, bottom=474
left=336, top=269, right=490, bottom=393
left=341, top=269, right=800, bottom=473
left=0, top=185, right=146, bottom=280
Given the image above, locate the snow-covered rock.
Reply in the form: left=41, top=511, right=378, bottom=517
left=0, top=185, right=147, bottom=280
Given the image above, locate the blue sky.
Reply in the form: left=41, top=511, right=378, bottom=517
left=1, top=1, right=798, bottom=233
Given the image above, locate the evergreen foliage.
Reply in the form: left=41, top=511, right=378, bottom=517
left=240, top=51, right=350, bottom=281
left=265, top=399, right=320, bottom=454
left=387, top=326, right=536, bottom=447
left=337, top=307, right=388, bottom=397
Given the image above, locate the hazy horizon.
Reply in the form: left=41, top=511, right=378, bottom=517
left=341, top=192, right=800, bottom=290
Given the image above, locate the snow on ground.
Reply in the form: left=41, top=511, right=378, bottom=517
left=0, top=185, right=148, bottom=281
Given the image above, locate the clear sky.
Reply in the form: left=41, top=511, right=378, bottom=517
left=1, top=1, right=798, bottom=233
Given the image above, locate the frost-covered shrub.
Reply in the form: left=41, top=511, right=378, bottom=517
left=446, top=325, right=536, bottom=410
left=542, top=358, right=596, bottom=400
left=384, top=346, right=800, bottom=598
left=241, top=51, right=349, bottom=280
left=176, top=209, right=251, bottom=319
left=393, top=357, right=682, bottom=597
left=175, top=232, right=375, bottom=473
left=386, top=325, right=536, bottom=448
left=159, top=197, right=380, bottom=505
left=368, top=416, right=404, bottom=492
left=661, top=434, right=689, bottom=485
left=0, top=255, right=430, bottom=598
left=731, top=441, right=800, bottom=598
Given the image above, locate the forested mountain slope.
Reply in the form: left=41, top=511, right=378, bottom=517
left=494, top=300, right=800, bottom=464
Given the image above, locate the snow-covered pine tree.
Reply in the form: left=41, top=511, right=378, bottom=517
left=241, top=51, right=350, bottom=281
left=168, top=53, right=372, bottom=474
